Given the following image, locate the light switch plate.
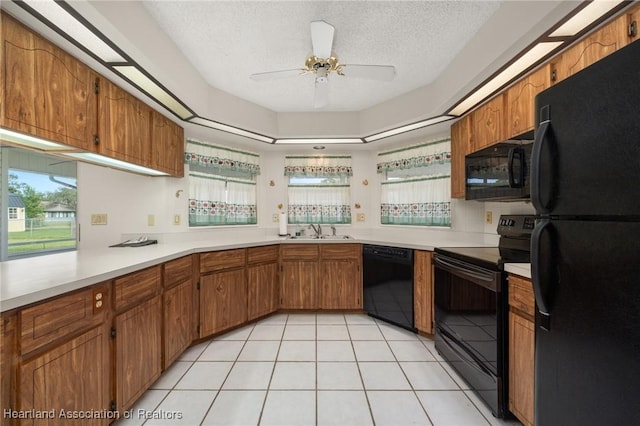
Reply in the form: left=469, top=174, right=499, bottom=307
left=173, top=214, right=181, bottom=225
left=148, top=214, right=155, bottom=226
left=273, top=214, right=279, bottom=222
left=90, top=214, right=107, bottom=225
left=485, top=211, right=493, bottom=224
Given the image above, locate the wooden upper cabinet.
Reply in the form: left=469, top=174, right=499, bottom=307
left=627, top=2, right=640, bottom=43
left=1, top=13, right=97, bottom=150
left=151, top=109, right=185, bottom=177
left=472, top=94, right=506, bottom=151
left=98, top=78, right=152, bottom=167
left=551, top=14, right=629, bottom=84
left=506, top=64, right=551, bottom=138
left=450, top=114, right=473, bottom=199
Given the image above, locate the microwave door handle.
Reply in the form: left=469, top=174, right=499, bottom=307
left=508, top=147, right=525, bottom=188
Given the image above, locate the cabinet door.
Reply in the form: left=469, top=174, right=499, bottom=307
left=506, top=64, right=551, bottom=138
left=628, top=2, right=640, bottom=43
left=114, top=295, right=162, bottom=412
left=551, top=15, right=628, bottom=84
left=1, top=13, right=97, bottom=150
left=319, top=259, right=361, bottom=309
left=509, top=312, right=535, bottom=426
left=98, top=78, right=152, bottom=167
left=151, top=110, right=184, bottom=177
left=1, top=312, right=17, bottom=420
left=19, top=326, right=111, bottom=426
left=200, top=269, right=247, bottom=337
left=247, top=262, right=279, bottom=320
left=163, top=280, right=193, bottom=369
left=472, top=94, right=506, bottom=151
left=450, top=114, right=473, bottom=199
left=280, top=261, right=317, bottom=309
left=413, top=250, right=433, bottom=334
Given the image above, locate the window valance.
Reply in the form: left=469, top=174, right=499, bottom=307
left=284, top=156, right=352, bottom=178
left=185, top=138, right=260, bottom=176
left=376, top=138, right=451, bottom=174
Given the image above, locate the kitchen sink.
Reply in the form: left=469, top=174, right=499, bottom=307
left=286, top=234, right=353, bottom=240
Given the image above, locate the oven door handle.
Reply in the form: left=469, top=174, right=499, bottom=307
left=434, top=255, right=499, bottom=291
left=439, top=329, right=496, bottom=380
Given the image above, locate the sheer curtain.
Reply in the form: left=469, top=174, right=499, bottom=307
left=186, top=139, right=259, bottom=226
left=378, top=138, right=452, bottom=226
left=285, top=156, right=352, bottom=224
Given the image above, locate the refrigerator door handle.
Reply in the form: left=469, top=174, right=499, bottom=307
left=531, top=118, right=552, bottom=213
left=531, top=218, right=553, bottom=330
left=508, top=146, right=525, bottom=188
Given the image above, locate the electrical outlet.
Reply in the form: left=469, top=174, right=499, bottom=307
left=357, top=213, right=366, bottom=222
left=485, top=211, right=493, bottom=224
left=173, top=214, right=181, bottom=225
left=148, top=214, right=155, bottom=226
left=273, top=214, right=279, bottom=222
left=90, top=214, right=107, bottom=225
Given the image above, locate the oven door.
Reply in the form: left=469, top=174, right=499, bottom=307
left=433, top=253, right=507, bottom=417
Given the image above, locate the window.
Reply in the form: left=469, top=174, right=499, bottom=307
left=285, top=156, right=352, bottom=224
left=378, top=138, right=452, bottom=226
left=185, top=139, right=259, bottom=226
left=1, top=147, right=77, bottom=260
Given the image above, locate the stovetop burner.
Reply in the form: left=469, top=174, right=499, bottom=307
left=435, top=215, right=536, bottom=269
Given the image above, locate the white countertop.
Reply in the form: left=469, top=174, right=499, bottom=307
left=1, top=231, right=497, bottom=313
left=504, top=263, right=532, bottom=279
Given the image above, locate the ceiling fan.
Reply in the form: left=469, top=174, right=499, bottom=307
left=250, top=20, right=396, bottom=108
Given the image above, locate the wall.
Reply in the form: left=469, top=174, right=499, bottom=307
left=77, top=138, right=498, bottom=249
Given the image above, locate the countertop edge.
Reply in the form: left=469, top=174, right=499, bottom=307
left=1, top=235, right=490, bottom=312
left=504, top=263, right=532, bottom=279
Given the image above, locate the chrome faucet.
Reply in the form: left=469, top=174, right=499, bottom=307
left=309, top=224, right=322, bottom=237
left=331, top=225, right=336, bottom=236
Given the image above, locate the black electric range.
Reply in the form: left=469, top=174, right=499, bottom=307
left=435, top=214, right=535, bottom=270
left=432, top=215, right=535, bottom=418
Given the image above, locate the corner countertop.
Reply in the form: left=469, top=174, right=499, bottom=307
left=1, top=231, right=496, bottom=313
left=504, top=263, right=532, bottom=279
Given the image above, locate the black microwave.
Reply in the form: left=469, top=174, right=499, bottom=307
left=465, top=141, right=533, bottom=201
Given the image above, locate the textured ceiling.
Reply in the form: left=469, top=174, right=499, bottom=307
left=142, top=1, right=501, bottom=113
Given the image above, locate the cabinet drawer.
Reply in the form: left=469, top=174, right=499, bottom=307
left=200, top=249, right=246, bottom=273
left=280, top=244, right=319, bottom=260
left=20, top=285, right=108, bottom=355
left=114, top=265, right=161, bottom=312
left=164, top=255, right=193, bottom=288
left=247, top=245, right=279, bottom=264
left=321, top=244, right=361, bottom=259
left=509, top=274, right=535, bottom=319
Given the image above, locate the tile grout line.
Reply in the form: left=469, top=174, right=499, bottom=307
left=256, top=313, right=288, bottom=426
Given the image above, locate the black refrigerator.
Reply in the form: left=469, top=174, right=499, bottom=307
left=531, top=40, right=640, bottom=425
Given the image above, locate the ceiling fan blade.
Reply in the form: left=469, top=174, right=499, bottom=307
left=310, top=20, right=334, bottom=59
left=250, top=69, right=305, bottom=82
left=314, top=80, right=329, bottom=108
left=340, top=65, right=396, bottom=81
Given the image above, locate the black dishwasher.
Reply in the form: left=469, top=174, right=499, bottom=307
left=363, top=245, right=415, bottom=331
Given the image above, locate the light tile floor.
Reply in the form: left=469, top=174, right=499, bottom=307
left=115, top=313, right=522, bottom=426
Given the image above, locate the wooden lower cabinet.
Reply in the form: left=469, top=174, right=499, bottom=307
left=508, top=274, right=535, bottom=426
left=114, top=295, right=162, bottom=412
left=414, top=250, right=434, bottom=334
left=280, top=261, right=318, bottom=309
left=248, top=262, right=279, bottom=320
left=319, top=259, right=361, bottom=309
left=200, top=268, right=247, bottom=337
left=163, top=280, right=193, bottom=368
left=19, top=325, right=111, bottom=425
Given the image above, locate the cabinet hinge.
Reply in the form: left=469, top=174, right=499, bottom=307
left=110, top=326, right=116, bottom=339
left=94, top=80, right=100, bottom=94
left=93, top=134, right=100, bottom=145
left=109, top=400, right=116, bottom=412
left=197, top=324, right=200, bottom=335
left=550, top=69, right=557, bottom=83
left=629, top=21, right=638, bottom=38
